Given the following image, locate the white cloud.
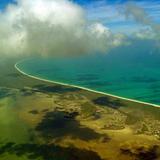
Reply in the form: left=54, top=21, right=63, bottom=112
left=124, top=2, right=160, bottom=41
left=133, top=27, right=155, bottom=39
left=124, top=2, right=152, bottom=25
left=0, top=0, right=125, bottom=57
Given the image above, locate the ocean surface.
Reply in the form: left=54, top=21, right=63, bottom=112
left=17, top=40, right=160, bottom=105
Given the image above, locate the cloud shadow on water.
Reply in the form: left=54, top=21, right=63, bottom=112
left=0, top=142, right=103, bottom=160
left=92, top=96, right=124, bottom=109
left=35, top=110, right=107, bottom=141
left=33, top=84, right=81, bottom=94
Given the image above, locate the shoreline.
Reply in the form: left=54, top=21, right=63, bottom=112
left=15, top=61, right=160, bottom=108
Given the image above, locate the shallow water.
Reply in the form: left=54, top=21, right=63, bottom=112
left=0, top=96, right=31, bottom=160
left=17, top=40, right=160, bottom=105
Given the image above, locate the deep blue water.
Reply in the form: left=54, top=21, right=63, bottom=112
left=17, top=39, right=160, bottom=105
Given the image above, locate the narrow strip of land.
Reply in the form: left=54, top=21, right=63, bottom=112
left=15, top=61, right=160, bottom=108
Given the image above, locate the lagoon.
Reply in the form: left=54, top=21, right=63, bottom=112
left=17, top=40, right=160, bottom=105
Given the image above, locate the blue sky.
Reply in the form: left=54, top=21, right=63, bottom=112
left=75, top=0, right=160, bottom=33
left=0, top=0, right=15, bottom=9
left=1, top=0, right=160, bottom=33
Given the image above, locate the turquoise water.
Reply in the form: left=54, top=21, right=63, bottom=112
left=17, top=40, right=160, bottom=105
